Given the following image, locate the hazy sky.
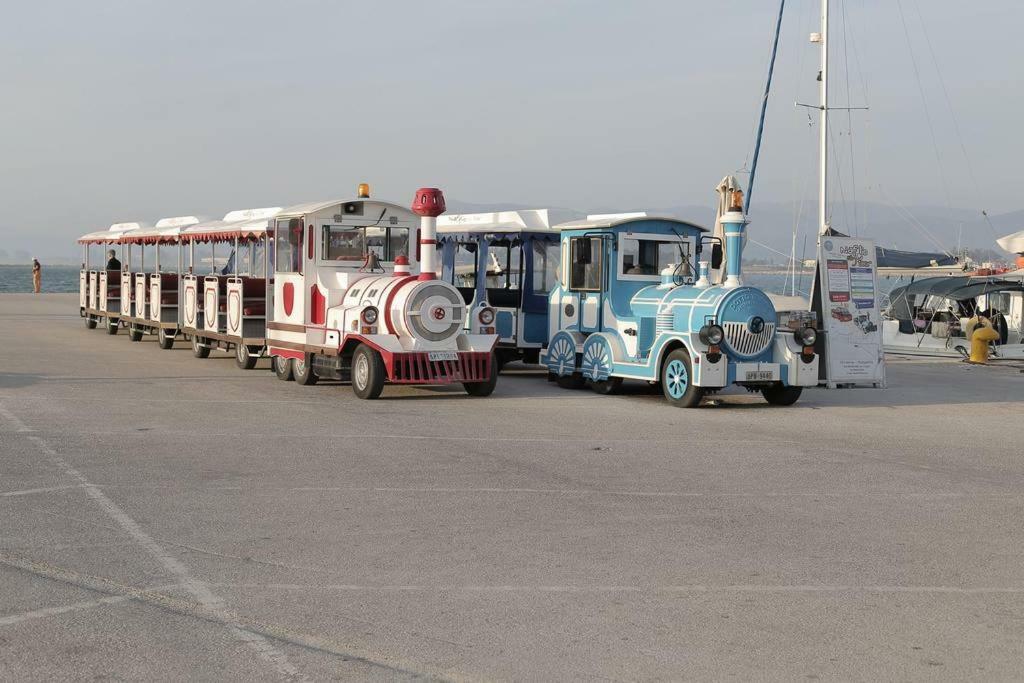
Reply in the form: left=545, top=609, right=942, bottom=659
left=1, top=0, right=1020, bottom=258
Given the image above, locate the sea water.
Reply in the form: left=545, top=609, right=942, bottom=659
left=0, top=265, right=82, bottom=293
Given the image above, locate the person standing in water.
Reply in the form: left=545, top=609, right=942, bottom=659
left=31, top=258, right=42, bottom=293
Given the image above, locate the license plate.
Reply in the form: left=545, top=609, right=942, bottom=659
left=745, top=370, right=774, bottom=381
left=428, top=351, right=459, bottom=362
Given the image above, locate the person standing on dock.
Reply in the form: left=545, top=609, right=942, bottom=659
left=31, top=258, right=41, bottom=293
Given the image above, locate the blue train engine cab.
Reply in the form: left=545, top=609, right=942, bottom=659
left=436, top=210, right=561, bottom=368
left=540, top=194, right=819, bottom=407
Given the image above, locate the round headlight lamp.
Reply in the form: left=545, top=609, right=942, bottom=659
left=796, top=326, right=817, bottom=346
left=478, top=307, right=495, bottom=325
left=699, top=323, right=724, bottom=346
left=361, top=306, right=379, bottom=325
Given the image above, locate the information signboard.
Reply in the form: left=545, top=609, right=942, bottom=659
left=811, top=237, right=885, bottom=386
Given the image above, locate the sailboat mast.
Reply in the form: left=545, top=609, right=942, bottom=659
left=818, top=0, right=829, bottom=236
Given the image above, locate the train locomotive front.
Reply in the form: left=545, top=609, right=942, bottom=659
left=541, top=194, right=819, bottom=407
left=266, top=186, right=500, bottom=399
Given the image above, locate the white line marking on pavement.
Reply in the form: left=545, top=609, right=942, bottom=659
left=0, top=594, right=133, bottom=626
left=0, top=400, right=307, bottom=682
left=0, top=426, right=791, bottom=446
left=1, top=485, right=82, bottom=498
left=213, top=582, right=1024, bottom=595
left=0, top=403, right=32, bottom=432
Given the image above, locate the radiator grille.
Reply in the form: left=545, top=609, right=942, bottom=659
left=656, top=311, right=674, bottom=333
left=722, top=321, right=776, bottom=357
left=388, top=351, right=491, bottom=384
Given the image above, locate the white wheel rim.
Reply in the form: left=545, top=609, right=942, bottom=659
left=355, top=355, right=368, bottom=389
left=295, top=360, right=304, bottom=375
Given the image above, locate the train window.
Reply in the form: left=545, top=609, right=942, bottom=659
left=619, top=237, right=692, bottom=280
left=487, top=241, right=522, bottom=290
left=322, top=225, right=410, bottom=262
left=532, top=240, right=560, bottom=293
left=450, top=242, right=477, bottom=288
left=323, top=226, right=365, bottom=261
left=388, top=227, right=409, bottom=260
left=569, top=237, right=602, bottom=292
left=275, top=218, right=303, bottom=273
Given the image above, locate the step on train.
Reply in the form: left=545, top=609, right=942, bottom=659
left=79, top=184, right=819, bottom=406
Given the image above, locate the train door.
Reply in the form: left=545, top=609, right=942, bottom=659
left=273, top=217, right=306, bottom=327
left=523, top=236, right=559, bottom=345
left=486, top=239, right=523, bottom=344
left=568, top=236, right=605, bottom=334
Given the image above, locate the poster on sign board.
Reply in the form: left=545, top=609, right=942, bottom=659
left=811, top=236, right=885, bottom=387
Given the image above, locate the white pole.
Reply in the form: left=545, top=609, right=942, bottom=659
left=818, top=0, right=829, bottom=237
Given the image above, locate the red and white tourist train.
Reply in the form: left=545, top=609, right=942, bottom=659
left=78, top=186, right=500, bottom=399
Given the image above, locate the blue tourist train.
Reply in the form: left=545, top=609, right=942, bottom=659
left=540, top=192, right=820, bottom=407
left=436, top=210, right=561, bottom=367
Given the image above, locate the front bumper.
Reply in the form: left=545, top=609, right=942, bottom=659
left=386, top=351, right=493, bottom=384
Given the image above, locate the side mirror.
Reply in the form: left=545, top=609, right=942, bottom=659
left=710, top=243, right=723, bottom=269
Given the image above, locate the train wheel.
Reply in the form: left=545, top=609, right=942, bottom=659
left=85, top=315, right=97, bottom=330
left=191, top=334, right=210, bottom=358
left=464, top=353, right=498, bottom=397
left=105, top=317, right=118, bottom=335
left=273, top=355, right=294, bottom=381
left=588, top=377, right=622, bottom=395
left=234, top=343, right=257, bottom=369
left=293, top=354, right=319, bottom=386
left=351, top=344, right=384, bottom=399
left=661, top=349, right=703, bottom=408
left=128, top=326, right=143, bottom=342
left=158, top=327, right=174, bottom=350
left=761, top=384, right=803, bottom=406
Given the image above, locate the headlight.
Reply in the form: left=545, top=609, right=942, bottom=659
left=361, top=306, right=379, bottom=324
left=478, top=307, right=495, bottom=325
left=796, top=326, right=817, bottom=346
left=699, top=323, right=724, bottom=346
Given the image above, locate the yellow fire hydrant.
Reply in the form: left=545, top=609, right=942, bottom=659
left=965, top=316, right=1000, bottom=364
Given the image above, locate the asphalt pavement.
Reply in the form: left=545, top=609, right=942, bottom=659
left=2, top=294, right=1023, bottom=681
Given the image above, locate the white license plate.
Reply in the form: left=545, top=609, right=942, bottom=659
left=745, top=370, right=774, bottom=381
left=428, top=351, right=459, bottom=361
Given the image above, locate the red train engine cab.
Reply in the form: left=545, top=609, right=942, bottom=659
left=267, top=186, right=500, bottom=399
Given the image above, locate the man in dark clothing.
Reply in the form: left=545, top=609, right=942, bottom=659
left=106, top=249, right=122, bottom=271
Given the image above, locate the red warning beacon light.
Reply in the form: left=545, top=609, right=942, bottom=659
left=412, top=188, right=446, bottom=217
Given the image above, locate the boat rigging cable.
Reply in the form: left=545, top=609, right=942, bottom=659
left=908, top=0, right=998, bottom=240
left=743, top=0, right=786, bottom=214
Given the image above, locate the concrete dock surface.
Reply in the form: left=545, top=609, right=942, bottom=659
left=2, top=293, right=1023, bottom=681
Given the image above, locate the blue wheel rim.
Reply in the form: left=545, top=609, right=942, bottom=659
left=665, top=359, right=688, bottom=399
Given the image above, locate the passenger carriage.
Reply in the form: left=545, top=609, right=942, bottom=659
left=79, top=223, right=142, bottom=332
left=436, top=210, right=561, bottom=367
left=118, top=216, right=200, bottom=344
left=540, top=194, right=819, bottom=407
left=265, top=186, right=500, bottom=398
left=178, top=208, right=281, bottom=366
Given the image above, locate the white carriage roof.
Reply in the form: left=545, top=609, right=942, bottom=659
left=275, top=197, right=410, bottom=218
left=119, top=215, right=203, bottom=245
left=179, top=207, right=282, bottom=242
left=553, top=212, right=709, bottom=232
left=78, top=222, right=147, bottom=244
left=437, top=209, right=556, bottom=234
left=154, top=215, right=200, bottom=229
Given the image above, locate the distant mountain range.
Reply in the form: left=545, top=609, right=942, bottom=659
left=3, top=200, right=1020, bottom=265
left=446, top=199, right=1024, bottom=263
